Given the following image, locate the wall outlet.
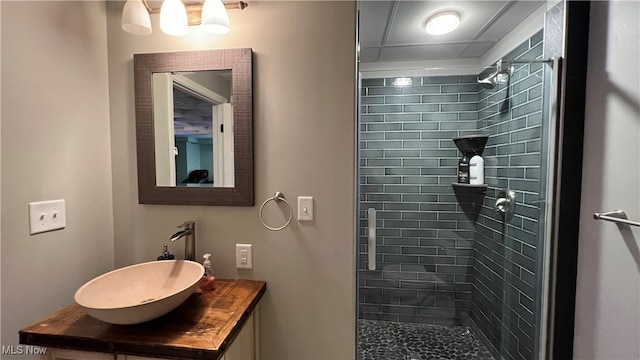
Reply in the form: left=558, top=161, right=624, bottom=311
left=236, top=244, right=253, bottom=269
left=28, top=199, right=66, bottom=235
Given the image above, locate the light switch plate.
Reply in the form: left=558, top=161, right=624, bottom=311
left=297, top=196, right=314, bottom=221
left=28, top=199, right=66, bottom=235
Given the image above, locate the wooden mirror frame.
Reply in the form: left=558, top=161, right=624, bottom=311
left=134, top=48, right=253, bottom=206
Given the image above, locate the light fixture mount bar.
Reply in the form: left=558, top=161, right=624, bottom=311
left=143, top=0, right=247, bottom=26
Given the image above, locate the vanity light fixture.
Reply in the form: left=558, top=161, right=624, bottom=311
left=121, top=0, right=247, bottom=36
left=425, top=11, right=460, bottom=35
left=160, top=0, right=189, bottom=36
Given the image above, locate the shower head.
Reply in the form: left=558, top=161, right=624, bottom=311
left=477, top=59, right=513, bottom=90
left=477, top=77, right=495, bottom=89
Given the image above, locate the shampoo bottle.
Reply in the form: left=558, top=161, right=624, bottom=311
left=200, top=253, right=216, bottom=291
left=469, top=155, right=485, bottom=185
left=458, top=153, right=470, bottom=184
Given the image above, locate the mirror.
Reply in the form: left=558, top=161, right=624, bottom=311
left=134, top=48, right=253, bottom=206
left=153, top=70, right=234, bottom=188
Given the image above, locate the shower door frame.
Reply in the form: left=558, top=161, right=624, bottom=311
left=543, top=1, right=591, bottom=359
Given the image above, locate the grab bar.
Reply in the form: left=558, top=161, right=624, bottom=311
left=593, top=210, right=640, bottom=227
left=367, top=208, right=376, bottom=270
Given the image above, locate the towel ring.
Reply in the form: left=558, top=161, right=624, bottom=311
left=259, top=192, right=293, bottom=231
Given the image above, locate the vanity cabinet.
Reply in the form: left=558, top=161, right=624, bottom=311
left=40, top=309, right=259, bottom=360
left=20, top=279, right=266, bottom=360
left=42, top=349, right=113, bottom=360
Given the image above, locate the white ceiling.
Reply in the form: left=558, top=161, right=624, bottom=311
left=359, top=0, right=546, bottom=63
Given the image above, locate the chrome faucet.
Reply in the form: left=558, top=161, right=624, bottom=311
left=170, top=221, right=196, bottom=261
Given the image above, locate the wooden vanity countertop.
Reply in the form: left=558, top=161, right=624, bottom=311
left=19, top=279, right=266, bottom=360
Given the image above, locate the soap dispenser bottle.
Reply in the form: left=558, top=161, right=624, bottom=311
left=157, top=244, right=175, bottom=260
left=200, top=253, right=216, bottom=291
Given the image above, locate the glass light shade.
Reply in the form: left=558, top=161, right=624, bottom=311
left=201, top=0, right=230, bottom=34
left=425, top=11, right=460, bottom=35
left=160, top=0, right=189, bottom=36
left=121, top=0, right=152, bottom=35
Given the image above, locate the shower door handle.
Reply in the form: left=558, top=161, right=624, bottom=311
left=367, top=208, right=376, bottom=270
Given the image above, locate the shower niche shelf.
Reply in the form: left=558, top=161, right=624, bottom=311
left=452, top=134, right=489, bottom=155
left=452, top=134, right=490, bottom=194
left=451, top=183, right=488, bottom=194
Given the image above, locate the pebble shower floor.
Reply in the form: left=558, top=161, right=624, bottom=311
left=358, top=320, right=495, bottom=360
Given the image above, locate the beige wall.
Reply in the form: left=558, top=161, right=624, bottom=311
left=2, top=1, right=638, bottom=359
left=0, top=1, right=115, bottom=357
left=106, top=1, right=356, bottom=359
left=574, top=1, right=640, bottom=358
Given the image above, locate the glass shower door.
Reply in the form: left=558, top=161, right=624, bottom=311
left=356, top=31, right=562, bottom=359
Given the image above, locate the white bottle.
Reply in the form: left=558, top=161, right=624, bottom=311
left=469, top=155, right=484, bottom=185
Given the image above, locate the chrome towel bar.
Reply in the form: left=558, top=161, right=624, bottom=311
left=593, top=210, right=640, bottom=227
left=367, top=208, right=376, bottom=271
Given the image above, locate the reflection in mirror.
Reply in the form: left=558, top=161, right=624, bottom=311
left=153, top=70, right=234, bottom=188
left=134, top=48, right=253, bottom=206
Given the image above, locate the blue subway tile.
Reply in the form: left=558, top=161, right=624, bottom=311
left=421, top=94, right=459, bottom=103
left=361, top=132, right=385, bottom=141
left=402, top=158, right=439, bottom=167
left=402, top=123, right=440, bottom=132
left=368, top=86, right=403, bottom=96
left=386, top=167, right=421, bottom=175
left=384, top=202, right=421, bottom=211
left=361, top=114, right=384, bottom=123
left=385, top=95, right=422, bottom=104
left=404, top=104, right=440, bottom=113
left=441, top=103, right=477, bottom=112
left=403, top=140, right=440, bottom=149
left=403, top=85, right=441, bottom=95
left=368, top=123, right=402, bottom=131
left=362, top=78, right=384, bottom=87
left=421, top=130, right=459, bottom=139
left=385, top=132, right=421, bottom=140
left=441, top=84, right=479, bottom=93
left=385, top=113, right=421, bottom=122
left=422, top=113, right=458, bottom=121
left=368, top=104, right=403, bottom=114
left=402, top=176, right=440, bottom=185
left=384, top=149, right=421, bottom=157
left=362, top=96, right=384, bottom=105
left=423, top=75, right=461, bottom=84
left=366, top=159, right=402, bottom=167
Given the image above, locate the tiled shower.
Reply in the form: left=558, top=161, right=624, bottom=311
left=358, top=31, right=547, bottom=360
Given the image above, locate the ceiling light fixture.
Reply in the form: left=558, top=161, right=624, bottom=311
left=425, top=11, right=460, bottom=35
left=121, top=0, right=247, bottom=37
left=392, top=77, right=413, bottom=87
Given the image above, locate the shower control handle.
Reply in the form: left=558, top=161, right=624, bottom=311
left=495, top=198, right=510, bottom=213
left=495, top=189, right=516, bottom=218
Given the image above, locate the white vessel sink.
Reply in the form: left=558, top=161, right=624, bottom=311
left=74, top=260, right=204, bottom=325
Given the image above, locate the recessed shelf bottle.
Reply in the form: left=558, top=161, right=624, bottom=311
left=452, top=134, right=489, bottom=192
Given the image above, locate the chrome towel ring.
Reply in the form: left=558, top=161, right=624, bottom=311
left=259, top=192, right=293, bottom=231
